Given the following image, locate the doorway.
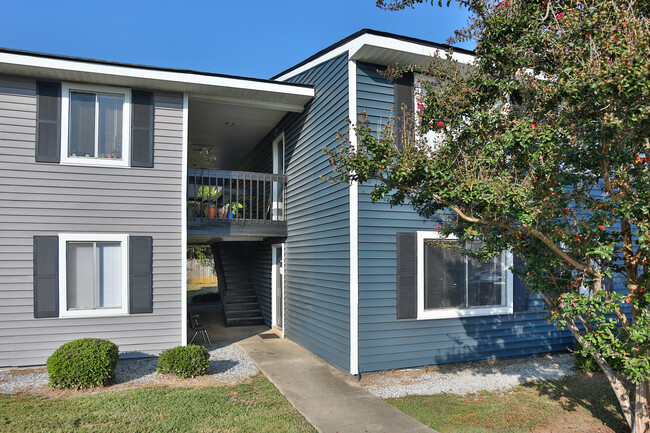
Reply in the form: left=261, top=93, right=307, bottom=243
left=271, top=243, right=284, bottom=332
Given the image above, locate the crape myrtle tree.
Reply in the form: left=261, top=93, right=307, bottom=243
left=326, top=0, right=650, bottom=431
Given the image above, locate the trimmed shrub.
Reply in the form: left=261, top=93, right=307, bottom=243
left=47, top=338, right=119, bottom=389
left=157, top=345, right=210, bottom=378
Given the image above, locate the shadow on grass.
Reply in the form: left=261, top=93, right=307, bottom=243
left=523, top=373, right=629, bottom=433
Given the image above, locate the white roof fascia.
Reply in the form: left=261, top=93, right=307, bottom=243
left=275, top=32, right=475, bottom=82
left=352, top=33, right=475, bottom=65
left=274, top=36, right=367, bottom=82
left=0, top=51, right=314, bottom=99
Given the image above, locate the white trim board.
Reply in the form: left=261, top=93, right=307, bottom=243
left=0, top=52, right=314, bottom=97
left=275, top=33, right=475, bottom=82
left=181, top=92, right=189, bottom=346
left=348, top=59, right=359, bottom=376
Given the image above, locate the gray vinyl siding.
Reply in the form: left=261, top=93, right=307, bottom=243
left=264, top=54, right=350, bottom=372
left=356, top=63, right=573, bottom=373
left=0, top=76, right=183, bottom=367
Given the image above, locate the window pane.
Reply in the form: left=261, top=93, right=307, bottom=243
left=424, top=240, right=465, bottom=309
left=69, top=92, right=96, bottom=157
left=467, top=242, right=506, bottom=307
left=98, top=95, right=123, bottom=159
left=97, top=242, right=121, bottom=308
left=67, top=242, right=95, bottom=309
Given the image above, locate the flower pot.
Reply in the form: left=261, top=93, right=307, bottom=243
left=207, top=205, right=217, bottom=218
left=217, top=208, right=225, bottom=218
left=227, top=212, right=234, bottom=219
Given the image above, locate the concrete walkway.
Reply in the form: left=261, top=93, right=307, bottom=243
left=238, top=334, right=436, bottom=433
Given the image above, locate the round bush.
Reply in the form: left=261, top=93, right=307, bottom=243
left=47, top=338, right=119, bottom=389
left=157, top=345, right=209, bottom=378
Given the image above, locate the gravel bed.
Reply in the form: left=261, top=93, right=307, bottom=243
left=361, top=353, right=575, bottom=398
left=0, top=343, right=257, bottom=394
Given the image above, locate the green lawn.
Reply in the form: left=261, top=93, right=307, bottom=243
left=187, top=283, right=218, bottom=302
left=0, top=376, right=315, bottom=433
left=388, top=373, right=627, bottom=433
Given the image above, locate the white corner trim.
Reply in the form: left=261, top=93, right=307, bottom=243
left=181, top=92, right=189, bottom=346
left=58, top=233, right=129, bottom=318
left=348, top=59, right=359, bottom=376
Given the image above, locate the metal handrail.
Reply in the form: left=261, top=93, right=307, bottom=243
left=188, top=169, right=286, bottom=222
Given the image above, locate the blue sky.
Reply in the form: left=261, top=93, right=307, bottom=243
left=1, top=1, right=472, bottom=79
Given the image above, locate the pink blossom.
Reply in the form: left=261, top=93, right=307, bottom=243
left=556, top=12, right=564, bottom=19
left=437, top=121, right=444, bottom=127
left=417, top=102, right=425, bottom=110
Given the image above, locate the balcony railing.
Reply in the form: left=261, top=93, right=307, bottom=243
left=187, top=169, right=286, bottom=236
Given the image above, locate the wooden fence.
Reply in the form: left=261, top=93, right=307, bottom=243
left=187, top=259, right=218, bottom=284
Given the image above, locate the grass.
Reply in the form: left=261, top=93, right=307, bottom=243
left=387, top=372, right=627, bottom=433
left=0, top=376, right=316, bottom=433
left=187, top=283, right=217, bottom=302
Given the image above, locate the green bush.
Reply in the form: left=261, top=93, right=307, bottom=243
left=157, top=345, right=210, bottom=378
left=47, top=338, right=119, bottom=389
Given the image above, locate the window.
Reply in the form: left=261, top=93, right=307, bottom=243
left=413, top=73, right=445, bottom=151
left=58, top=234, right=129, bottom=317
left=416, top=231, right=513, bottom=319
left=60, top=84, right=131, bottom=167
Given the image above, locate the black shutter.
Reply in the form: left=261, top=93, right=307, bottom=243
left=513, top=256, right=529, bottom=312
left=394, top=72, right=414, bottom=151
left=396, top=232, right=417, bottom=319
left=130, top=236, right=153, bottom=313
left=36, top=82, right=61, bottom=163
left=33, top=236, right=59, bottom=318
left=131, top=91, right=154, bottom=168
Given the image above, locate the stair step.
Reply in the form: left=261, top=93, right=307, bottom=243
left=226, top=302, right=260, bottom=311
left=226, top=317, right=266, bottom=327
left=225, top=309, right=263, bottom=318
left=226, top=296, right=258, bottom=304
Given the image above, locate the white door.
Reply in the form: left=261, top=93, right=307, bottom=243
left=271, top=244, right=284, bottom=329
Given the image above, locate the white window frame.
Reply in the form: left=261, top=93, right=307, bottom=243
left=416, top=230, right=513, bottom=320
left=58, top=233, right=129, bottom=318
left=413, top=73, right=446, bottom=151
left=60, top=83, right=132, bottom=168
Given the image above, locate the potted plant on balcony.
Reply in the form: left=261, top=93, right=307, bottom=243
left=224, top=201, right=243, bottom=219
left=196, top=186, right=222, bottom=218
left=190, top=146, right=218, bottom=217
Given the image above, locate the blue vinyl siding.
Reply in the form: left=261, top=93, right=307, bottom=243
left=247, top=54, right=351, bottom=371
left=356, top=63, right=573, bottom=373
left=282, top=54, right=350, bottom=372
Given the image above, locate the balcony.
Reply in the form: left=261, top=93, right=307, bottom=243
left=187, top=169, right=287, bottom=242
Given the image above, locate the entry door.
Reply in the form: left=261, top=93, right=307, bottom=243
left=272, top=244, right=284, bottom=329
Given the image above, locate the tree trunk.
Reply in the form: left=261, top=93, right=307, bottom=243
left=563, top=318, right=634, bottom=427
left=632, top=380, right=650, bottom=433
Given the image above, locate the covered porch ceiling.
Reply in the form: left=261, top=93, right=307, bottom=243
left=188, top=96, right=290, bottom=170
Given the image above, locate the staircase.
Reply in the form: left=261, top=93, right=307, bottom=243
left=211, top=243, right=265, bottom=327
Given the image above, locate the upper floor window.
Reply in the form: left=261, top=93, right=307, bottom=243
left=60, top=84, right=131, bottom=167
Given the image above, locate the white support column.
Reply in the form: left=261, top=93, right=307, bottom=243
left=181, top=92, right=189, bottom=346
